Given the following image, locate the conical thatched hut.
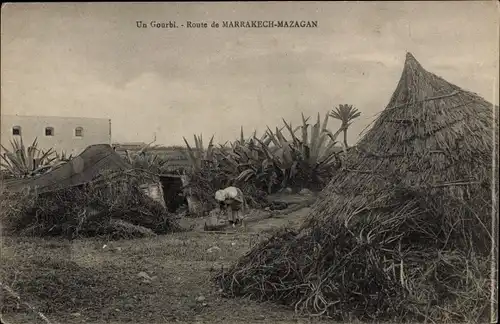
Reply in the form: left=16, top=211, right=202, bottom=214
left=217, top=53, right=497, bottom=322
left=304, top=52, right=496, bottom=250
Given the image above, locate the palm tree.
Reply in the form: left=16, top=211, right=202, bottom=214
left=329, top=104, right=361, bottom=150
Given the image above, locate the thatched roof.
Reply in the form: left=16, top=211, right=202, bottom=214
left=304, top=52, right=496, bottom=242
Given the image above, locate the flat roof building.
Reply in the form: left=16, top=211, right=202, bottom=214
left=1, top=114, right=112, bottom=156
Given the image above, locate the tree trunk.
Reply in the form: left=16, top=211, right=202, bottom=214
left=342, top=128, right=349, bottom=154
left=343, top=128, right=349, bottom=148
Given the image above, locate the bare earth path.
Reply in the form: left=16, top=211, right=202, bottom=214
left=1, top=207, right=335, bottom=324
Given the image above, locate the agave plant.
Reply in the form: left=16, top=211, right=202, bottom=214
left=233, top=126, right=270, bottom=146
left=283, top=113, right=346, bottom=168
left=181, top=109, right=358, bottom=196
left=255, top=113, right=345, bottom=188
left=329, top=104, right=361, bottom=150
left=182, top=134, right=216, bottom=172
left=181, top=134, right=228, bottom=216
left=217, top=135, right=279, bottom=193
left=0, top=137, right=57, bottom=178
left=217, top=112, right=347, bottom=192
left=55, top=150, right=74, bottom=162
left=124, top=140, right=169, bottom=174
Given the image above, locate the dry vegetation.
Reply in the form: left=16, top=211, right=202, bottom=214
left=0, top=170, right=181, bottom=240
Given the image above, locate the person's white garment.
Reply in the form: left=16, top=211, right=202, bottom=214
left=215, top=186, right=242, bottom=202
left=215, top=186, right=245, bottom=225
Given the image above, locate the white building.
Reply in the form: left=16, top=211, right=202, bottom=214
left=1, top=114, right=111, bottom=156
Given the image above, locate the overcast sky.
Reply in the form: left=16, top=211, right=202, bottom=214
left=1, top=2, right=499, bottom=146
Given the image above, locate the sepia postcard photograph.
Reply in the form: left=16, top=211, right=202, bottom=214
left=1, top=2, right=499, bottom=324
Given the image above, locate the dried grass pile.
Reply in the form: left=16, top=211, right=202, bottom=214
left=0, top=170, right=182, bottom=239
left=216, top=53, right=498, bottom=322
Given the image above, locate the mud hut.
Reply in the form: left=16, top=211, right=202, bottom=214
left=217, top=53, right=497, bottom=322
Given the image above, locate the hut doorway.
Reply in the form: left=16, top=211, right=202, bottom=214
left=159, top=175, right=187, bottom=213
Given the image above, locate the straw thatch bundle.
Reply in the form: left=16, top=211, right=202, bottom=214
left=216, top=53, right=497, bottom=322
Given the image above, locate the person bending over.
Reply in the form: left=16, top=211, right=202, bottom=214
left=214, top=186, right=245, bottom=227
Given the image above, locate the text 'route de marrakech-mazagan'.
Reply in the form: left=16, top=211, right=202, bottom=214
left=221, top=20, right=318, bottom=28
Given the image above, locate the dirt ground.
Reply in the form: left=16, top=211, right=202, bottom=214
left=0, top=207, right=338, bottom=324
